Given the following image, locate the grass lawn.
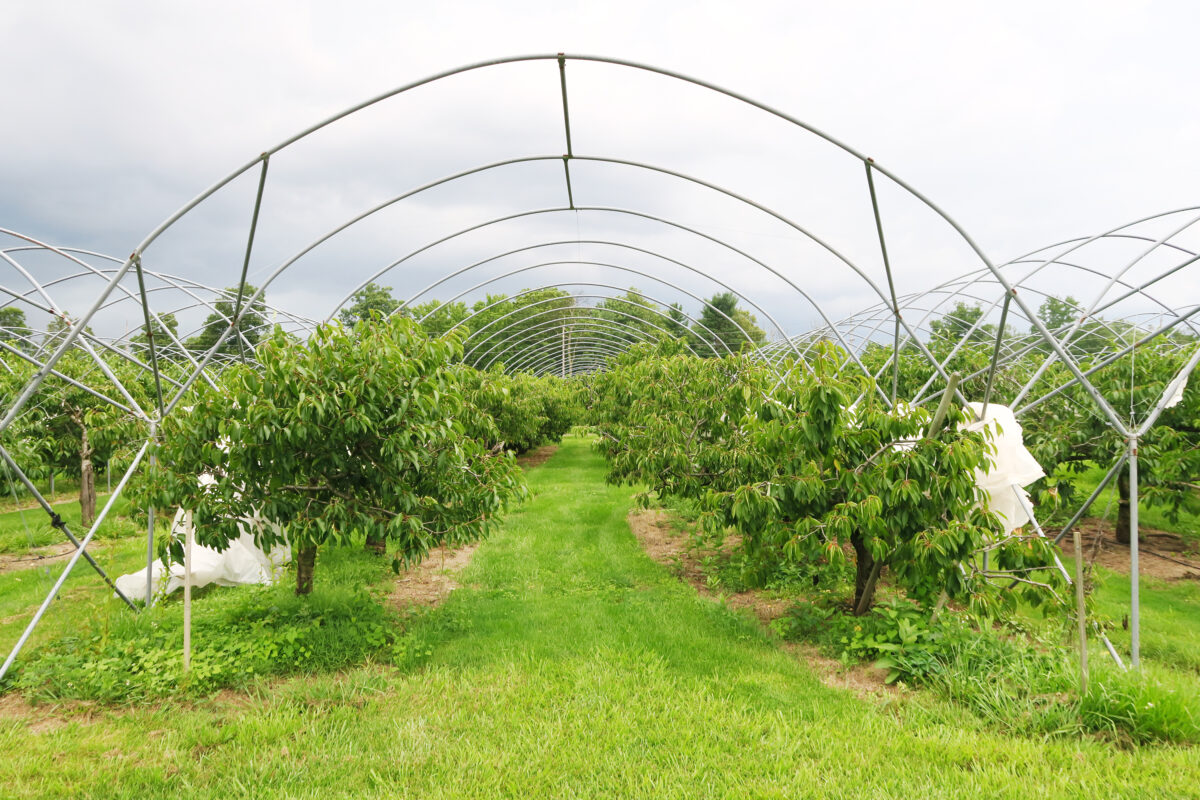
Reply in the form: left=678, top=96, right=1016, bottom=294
left=1093, top=568, right=1200, bottom=674
left=1, top=435, right=1197, bottom=799
left=0, top=489, right=142, bottom=554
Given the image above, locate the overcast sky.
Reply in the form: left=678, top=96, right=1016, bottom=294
left=3, top=0, right=1197, bottom=340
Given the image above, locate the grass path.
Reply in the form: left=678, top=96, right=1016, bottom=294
left=2, top=436, right=1198, bottom=798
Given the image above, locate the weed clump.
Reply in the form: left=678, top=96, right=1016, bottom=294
left=773, top=597, right=1200, bottom=745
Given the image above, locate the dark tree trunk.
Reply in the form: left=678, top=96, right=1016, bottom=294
left=364, top=530, right=386, bottom=555
left=296, top=545, right=317, bottom=595
left=78, top=417, right=96, bottom=529
left=851, top=531, right=880, bottom=616
left=1116, top=469, right=1131, bottom=546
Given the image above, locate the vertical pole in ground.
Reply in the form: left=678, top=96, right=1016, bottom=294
left=183, top=512, right=192, bottom=673
left=1129, top=436, right=1140, bottom=667
left=1073, top=527, right=1088, bottom=695
left=145, top=421, right=157, bottom=607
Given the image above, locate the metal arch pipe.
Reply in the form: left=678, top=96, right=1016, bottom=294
left=457, top=289, right=728, bottom=361
left=803, top=250, right=1184, bottom=409
left=531, top=359, right=608, bottom=379
left=476, top=317, right=668, bottom=373
left=440, top=268, right=756, bottom=361
left=29, top=54, right=1169, bottom=440
left=508, top=342, right=630, bottom=377
left=320, top=194, right=853, bottom=375
left=885, top=243, right=1200, bottom=405
left=397, top=237, right=794, bottom=348
left=504, top=335, right=657, bottom=376
left=0, top=243, right=211, bottom=384
left=524, top=351, right=616, bottom=378
left=1015, top=304, right=1200, bottom=419
left=505, top=337, right=634, bottom=375
left=0, top=248, right=297, bottom=392
left=528, top=352, right=612, bottom=378
left=327, top=201, right=836, bottom=370
left=433, top=265, right=751, bottom=352
left=0, top=341, right=135, bottom=415
left=992, top=212, right=1200, bottom=421
left=494, top=323, right=656, bottom=371
left=462, top=297, right=723, bottom=368
left=0, top=281, right=190, bottom=393
left=512, top=339, right=631, bottom=374
left=57, top=53, right=1124, bottom=434
left=475, top=314, right=673, bottom=368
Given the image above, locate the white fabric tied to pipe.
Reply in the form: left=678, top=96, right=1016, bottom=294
left=962, top=403, right=1045, bottom=535
left=1165, top=373, right=1188, bottom=409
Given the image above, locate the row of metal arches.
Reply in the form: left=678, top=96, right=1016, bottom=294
left=0, top=55, right=1195, bottom=680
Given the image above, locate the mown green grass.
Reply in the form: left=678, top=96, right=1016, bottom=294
left=1, top=436, right=1198, bottom=799
left=1092, top=567, right=1200, bottom=674
left=0, top=537, right=148, bottom=661
left=0, top=489, right=142, bottom=553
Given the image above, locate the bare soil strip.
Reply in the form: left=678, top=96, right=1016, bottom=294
left=387, top=543, right=479, bottom=611
left=0, top=542, right=79, bottom=575
left=627, top=508, right=893, bottom=699
left=515, top=444, right=558, bottom=470
left=1058, top=519, right=1200, bottom=581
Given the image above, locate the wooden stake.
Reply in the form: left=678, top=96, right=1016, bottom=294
left=1073, top=527, right=1088, bottom=695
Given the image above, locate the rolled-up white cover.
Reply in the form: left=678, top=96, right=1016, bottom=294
left=114, top=508, right=289, bottom=601
left=963, top=403, right=1045, bottom=534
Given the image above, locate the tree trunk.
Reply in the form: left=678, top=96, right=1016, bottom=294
left=851, top=531, right=878, bottom=616
left=78, top=419, right=96, bottom=529
left=1116, top=469, right=1131, bottom=546
left=296, top=545, right=317, bottom=595
left=364, top=530, right=386, bottom=555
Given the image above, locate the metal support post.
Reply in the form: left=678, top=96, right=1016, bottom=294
left=1129, top=436, right=1140, bottom=667
left=183, top=512, right=193, bottom=673
left=146, top=421, right=157, bottom=606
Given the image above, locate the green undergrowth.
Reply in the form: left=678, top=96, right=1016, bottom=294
left=5, top=545, right=403, bottom=702
left=772, top=594, right=1200, bottom=745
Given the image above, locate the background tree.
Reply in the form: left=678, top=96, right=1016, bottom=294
left=26, top=350, right=146, bottom=526
left=406, top=299, right=471, bottom=338
left=689, top=292, right=765, bottom=357
left=594, top=290, right=670, bottom=350
left=666, top=303, right=689, bottom=339
left=130, top=312, right=180, bottom=358
left=928, top=302, right=996, bottom=349
left=1032, top=294, right=1111, bottom=356
left=338, top=282, right=401, bottom=329
left=185, top=284, right=268, bottom=357
left=42, top=316, right=95, bottom=353
left=0, top=306, right=33, bottom=354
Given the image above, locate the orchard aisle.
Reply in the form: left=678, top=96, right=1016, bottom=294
left=2, top=435, right=1196, bottom=799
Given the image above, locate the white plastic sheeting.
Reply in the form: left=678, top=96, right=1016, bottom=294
left=1165, top=372, right=1188, bottom=409
left=114, top=509, right=289, bottom=601
left=963, top=403, right=1045, bottom=535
